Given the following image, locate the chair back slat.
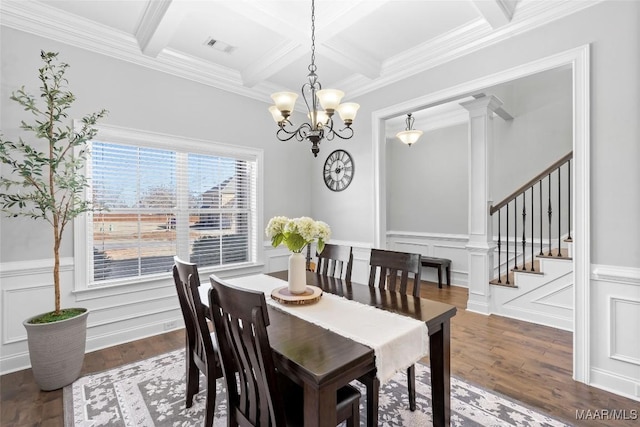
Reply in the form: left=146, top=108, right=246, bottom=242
left=209, top=275, right=287, bottom=427
left=186, top=276, right=216, bottom=368
left=316, top=244, right=353, bottom=281
left=368, top=249, right=422, bottom=297
left=173, top=257, right=199, bottom=348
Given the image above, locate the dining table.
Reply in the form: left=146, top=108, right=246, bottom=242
left=201, top=270, right=457, bottom=427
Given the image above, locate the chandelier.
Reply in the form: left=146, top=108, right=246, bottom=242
left=396, top=113, right=423, bottom=146
left=268, top=0, right=360, bottom=157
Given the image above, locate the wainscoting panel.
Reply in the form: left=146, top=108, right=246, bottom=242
left=387, top=231, right=469, bottom=287
left=590, top=265, right=640, bottom=401
left=1, top=258, right=75, bottom=345
left=0, top=256, right=263, bottom=375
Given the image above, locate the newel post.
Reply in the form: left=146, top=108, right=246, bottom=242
left=460, top=95, right=502, bottom=315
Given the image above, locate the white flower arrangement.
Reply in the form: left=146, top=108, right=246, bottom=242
left=266, top=216, right=331, bottom=253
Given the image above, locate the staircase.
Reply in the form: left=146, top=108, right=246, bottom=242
left=488, top=152, right=574, bottom=331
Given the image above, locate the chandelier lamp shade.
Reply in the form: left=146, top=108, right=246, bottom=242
left=268, top=0, right=360, bottom=157
left=396, top=113, right=423, bottom=146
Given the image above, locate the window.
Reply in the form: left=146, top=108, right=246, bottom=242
left=80, top=124, right=261, bottom=286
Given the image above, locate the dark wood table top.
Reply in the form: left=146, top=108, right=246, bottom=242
left=269, top=270, right=457, bottom=335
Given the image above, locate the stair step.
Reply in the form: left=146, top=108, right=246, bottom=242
left=511, top=259, right=543, bottom=275
left=538, top=247, right=572, bottom=260
left=490, top=246, right=572, bottom=287
left=490, top=276, right=518, bottom=288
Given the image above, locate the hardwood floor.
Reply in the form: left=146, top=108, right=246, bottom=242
left=1, top=281, right=638, bottom=426
left=417, top=282, right=639, bottom=427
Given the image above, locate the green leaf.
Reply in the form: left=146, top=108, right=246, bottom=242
left=272, top=234, right=284, bottom=248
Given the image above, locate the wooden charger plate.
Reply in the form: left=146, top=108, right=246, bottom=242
left=271, top=285, right=322, bottom=305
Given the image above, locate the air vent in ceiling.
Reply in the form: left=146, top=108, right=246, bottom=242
left=204, top=37, right=236, bottom=54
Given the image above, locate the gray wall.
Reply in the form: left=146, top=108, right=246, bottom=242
left=386, top=123, right=468, bottom=234
left=491, top=68, right=573, bottom=203
left=0, top=27, right=312, bottom=263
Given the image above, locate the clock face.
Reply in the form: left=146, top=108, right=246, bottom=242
left=323, top=149, right=354, bottom=192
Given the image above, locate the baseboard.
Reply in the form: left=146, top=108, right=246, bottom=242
left=590, top=367, right=640, bottom=402
left=0, top=318, right=185, bottom=375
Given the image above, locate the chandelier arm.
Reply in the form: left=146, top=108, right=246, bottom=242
left=327, top=126, right=355, bottom=140
left=276, top=128, right=301, bottom=142
left=276, top=121, right=316, bottom=142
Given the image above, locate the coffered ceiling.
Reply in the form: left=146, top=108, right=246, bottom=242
left=1, top=0, right=598, bottom=107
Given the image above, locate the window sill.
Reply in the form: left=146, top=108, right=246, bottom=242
left=72, top=262, right=265, bottom=301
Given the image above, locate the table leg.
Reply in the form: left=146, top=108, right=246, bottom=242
left=437, top=267, right=443, bottom=289
left=446, top=265, right=451, bottom=286
left=429, top=320, right=451, bottom=427
left=359, top=371, right=379, bottom=427
left=303, top=382, right=336, bottom=427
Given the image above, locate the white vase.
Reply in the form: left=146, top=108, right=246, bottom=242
left=288, top=252, right=307, bottom=294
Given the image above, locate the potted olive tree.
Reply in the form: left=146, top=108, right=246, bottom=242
left=0, top=51, right=107, bottom=390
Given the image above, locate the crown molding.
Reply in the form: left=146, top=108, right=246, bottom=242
left=0, top=0, right=270, bottom=103
left=1, top=0, right=604, bottom=104
left=339, top=0, right=605, bottom=98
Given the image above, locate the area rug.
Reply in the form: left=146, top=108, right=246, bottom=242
left=64, top=349, right=571, bottom=427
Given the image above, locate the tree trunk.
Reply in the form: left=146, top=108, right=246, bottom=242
left=53, top=227, right=61, bottom=314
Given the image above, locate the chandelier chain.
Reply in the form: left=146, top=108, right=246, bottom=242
left=309, top=0, right=316, bottom=74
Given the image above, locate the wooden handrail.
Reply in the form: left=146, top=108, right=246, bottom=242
left=490, top=151, right=573, bottom=215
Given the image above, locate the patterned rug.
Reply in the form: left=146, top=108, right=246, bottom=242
left=64, top=349, right=571, bottom=426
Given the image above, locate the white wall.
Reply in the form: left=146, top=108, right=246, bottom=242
left=0, top=28, right=312, bottom=373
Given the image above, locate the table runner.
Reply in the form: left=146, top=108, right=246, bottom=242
left=224, top=274, right=429, bottom=383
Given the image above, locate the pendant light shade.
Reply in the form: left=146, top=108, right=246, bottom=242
left=396, top=113, right=423, bottom=146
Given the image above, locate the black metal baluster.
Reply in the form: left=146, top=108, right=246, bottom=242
left=521, top=192, right=526, bottom=270
left=506, top=203, right=510, bottom=285
left=539, top=179, right=543, bottom=256
left=531, top=186, right=535, bottom=271
left=513, top=197, right=518, bottom=270
left=497, top=210, right=502, bottom=283
left=557, top=166, right=562, bottom=256
left=567, top=159, right=572, bottom=242
left=547, top=173, right=553, bottom=256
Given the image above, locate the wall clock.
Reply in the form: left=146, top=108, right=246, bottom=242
left=323, top=149, right=354, bottom=192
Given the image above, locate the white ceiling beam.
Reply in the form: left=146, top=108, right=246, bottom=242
left=234, top=0, right=387, bottom=86
left=135, top=0, right=186, bottom=57
left=322, top=41, right=381, bottom=80
left=471, top=0, right=518, bottom=28
left=241, top=41, right=307, bottom=88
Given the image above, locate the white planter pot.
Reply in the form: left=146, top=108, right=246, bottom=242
left=23, top=308, right=89, bottom=391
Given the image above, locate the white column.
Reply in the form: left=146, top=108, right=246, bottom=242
left=460, top=96, right=502, bottom=315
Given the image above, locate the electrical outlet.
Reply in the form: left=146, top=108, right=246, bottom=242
left=163, top=320, right=178, bottom=331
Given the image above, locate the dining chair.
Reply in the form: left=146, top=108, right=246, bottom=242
left=208, top=275, right=361, bottom=427
left=173, top=257, right=222, bottom=427
left=368, top=248, right=422, bottom=411
left=368, top=248, right=422, bottom=297
left=315, top=243, right=353, bottom=281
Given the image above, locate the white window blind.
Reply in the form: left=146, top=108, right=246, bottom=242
left=88, top=139, right=257, bottom=285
